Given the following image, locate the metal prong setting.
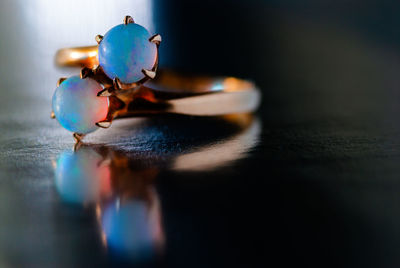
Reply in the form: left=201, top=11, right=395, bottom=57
left=91, top=16, right=160, bottom=90
left=54, top=15, right=161, bottom=142
left=142, top=69, right=156, bottom=79
left=149, top=34, right=162, bottom=45
left=123, top=15, right=134, bottom=25
left=73, top=133, right=85, bottom=143
left=50, top=111, right=55, bottom=119
left=80, top=67, right=93, bottom=79
left=57, top=77, right=67, bottom=87
left=113, top=77, right=122, bottom=91
left=95, top=35, right=103, bottom=44
left=96, top=121, right=112, bottom=128
left=97, top=87, right=114, bottom=97
left=92, top=65, right=100, bottom=75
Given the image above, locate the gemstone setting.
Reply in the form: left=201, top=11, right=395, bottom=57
left=52, top=76, right=109, bottom=134
left=98, top=23, right=157, bottom=84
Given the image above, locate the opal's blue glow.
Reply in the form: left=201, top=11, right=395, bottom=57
left=54, top=149, right=111, bottom=205
left=52, top=76, right=109, bottom=134
left=102, top=200, right=157, bottom=260
left=98, top=23, right=157, bottom=83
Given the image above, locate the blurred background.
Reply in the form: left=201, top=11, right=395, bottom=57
left=2, top=0, right=400, bottom=267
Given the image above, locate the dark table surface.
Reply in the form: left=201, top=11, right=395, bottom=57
left=2, top=0, right=400, bottom=267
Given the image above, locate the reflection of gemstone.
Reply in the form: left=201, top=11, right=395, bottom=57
left=52, top=76, right=109, bottom=134
left=98, top=23, right=157, bottom=83
left=102, top=200, right=156, bottom=260
left=54, top=148, right=111, bottom=204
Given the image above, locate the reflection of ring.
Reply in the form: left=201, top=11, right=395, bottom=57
left=52, top=114, right=259, bottom=260
left=51, top=15, right=261, bottom=143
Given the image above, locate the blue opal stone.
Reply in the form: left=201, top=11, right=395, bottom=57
left=52, top=76, right=109, bottom=134
left=98, top=23, right=157, bottom=83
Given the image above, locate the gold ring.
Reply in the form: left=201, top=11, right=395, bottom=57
left=51, top=15, right=261, bottom=143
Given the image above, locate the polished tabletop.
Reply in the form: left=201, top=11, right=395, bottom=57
left=1, top=0, right=400, bottom=267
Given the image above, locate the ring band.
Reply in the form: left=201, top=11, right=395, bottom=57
left=55, top=45, right=261, bottom=118
left=52, top=16, right=261, bottom=143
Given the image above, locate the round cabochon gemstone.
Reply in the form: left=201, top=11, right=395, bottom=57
left=52, top=76, right=109, bottom=134
left=98, top=23, right=157, bottom=84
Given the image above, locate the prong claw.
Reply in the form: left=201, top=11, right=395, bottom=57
left=80, top=67, right=92, bottom=79
left=92, top=65, right=100, bottom=74
left=73, top=133, right=85, bottom=143
left=95, top=35, right=103, bottom=44
left=142, top=69, right=156, bottom=79
left=57, top=77, right=67, bottom=87
left=149, top=34, right=162, bottom=45
left=113, top=78, right=121, bottom=91
left=97, top=87, right=113, bottom=97
left=50, top=111, right=55, bottom=119
left=123, top=15, right=135, bottom=25
left=96, top=121, right=112, bottom=128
